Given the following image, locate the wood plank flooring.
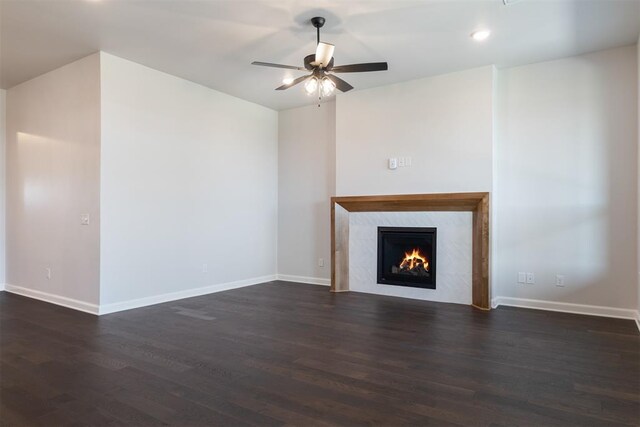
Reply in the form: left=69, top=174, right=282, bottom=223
left=1, top=281, right=639, bottom=426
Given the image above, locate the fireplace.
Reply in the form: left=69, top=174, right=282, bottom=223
left=377, top=227, right=437, bottom=289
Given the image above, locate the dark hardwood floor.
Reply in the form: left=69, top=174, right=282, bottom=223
left=1, top=281, right=639, bottom=426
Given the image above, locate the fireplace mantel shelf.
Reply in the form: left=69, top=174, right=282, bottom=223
left=331, top=192, right=490, bottom=310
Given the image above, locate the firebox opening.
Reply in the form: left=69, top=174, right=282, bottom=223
left=377, top=227, right=437, bottom=289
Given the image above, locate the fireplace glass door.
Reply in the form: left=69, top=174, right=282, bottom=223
left=377, top=227, right=437, bottom=289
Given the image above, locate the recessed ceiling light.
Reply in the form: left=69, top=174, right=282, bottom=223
left=282, top=77, right=294, bottom=85
left=471, top=30, right=491, bottom=41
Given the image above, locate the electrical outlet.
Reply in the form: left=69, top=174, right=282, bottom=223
left=318, top=258, right=324, bottom=267
left=398, top=157, right=406, bottom=167
left=388, top=158, right=398, bottom=170
left=202, top=264, right=208, bottom=273
left=555, top=275, right=565, bottom=287
left=518, top=272, right=526, bottom=283
left=45, top=268, right=51, bottom=280
left=526, top=273, right=535, bottom=284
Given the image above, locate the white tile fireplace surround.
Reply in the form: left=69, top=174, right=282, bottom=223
left=349, top=212, right=472, bottom=304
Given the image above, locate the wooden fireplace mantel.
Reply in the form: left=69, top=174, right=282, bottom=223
left=331, top=192, right=490, bottom=310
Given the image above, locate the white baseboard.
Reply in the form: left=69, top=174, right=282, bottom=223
left=4, top=275, right=277, bottom=316
left=98, top=274, right=277, bottom=315
left=6, top=279, right=639, bottom=332
left=492, top=296, right=639, bottom=323
left=276, top=274, right=331, bottom=286
left=4, top=284, right=100, bottom=315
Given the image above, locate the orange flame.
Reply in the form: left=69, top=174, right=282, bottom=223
left=399, top=248, right=429, bottom=271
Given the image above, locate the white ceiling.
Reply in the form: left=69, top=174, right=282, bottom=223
left=1, top=0, right=639, bottom=110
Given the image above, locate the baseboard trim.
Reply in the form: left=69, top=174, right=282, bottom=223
left=6, top=279, right=638, bottom=330
left=276, top=274, right=331, bottom=286
left=98, top=274, right=277, bottom=315
left=492, top=296, right=639, bottom=323
left=4, top=284, right=99, bottom=315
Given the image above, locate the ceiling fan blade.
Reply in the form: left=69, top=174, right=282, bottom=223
left=314, top=42, right=335, bottom=68
left=275, top=74, right=311, bottom=90
left=252, top=61, right=306, bottom=71
left=331, top=62, right=388, bottom=73
left=326, top=74, right=353, bottom=92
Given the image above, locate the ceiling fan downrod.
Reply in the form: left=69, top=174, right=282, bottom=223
left=311, top=16, right=325, bottom=45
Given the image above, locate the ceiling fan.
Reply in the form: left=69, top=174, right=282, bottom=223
left=251, top=17, right=388, bottom=97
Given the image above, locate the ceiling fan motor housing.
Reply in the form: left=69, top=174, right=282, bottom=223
left=304, top=54, right=334, bottom=70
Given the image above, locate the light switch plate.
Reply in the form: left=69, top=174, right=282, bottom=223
left=388, top=158, right=398, bottom=170
left=518, top=272, right=526, bottom=283
left=80, top=214, right=90, bottom=225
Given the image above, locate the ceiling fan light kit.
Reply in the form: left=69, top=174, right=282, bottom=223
left=252, top=16, right=389, bottom=106
left=304, top=77, right=318, bottom=94
left=321, top=77, right=336, bottom=97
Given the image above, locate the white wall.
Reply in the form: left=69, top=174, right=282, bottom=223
left=495, top=46, right=638, bottom=310
left=0, top=89, right=6, bottom=287
left=277, top=102, right=335, bottom=283
left=277, top=67, right=494, bottom=286
left=336, top=66, right=494, bottom=196
left=99, top=53, right=278, bottom=306
left=6, top=54, right=101, bottom=306
left=4, top=45, right=638, bottom=318
left=330, top=66, right=494, bottom=302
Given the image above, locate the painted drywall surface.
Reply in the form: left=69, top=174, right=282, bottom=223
left=495, top=45, right=638, bottom=309
left=99, top=53, right=278, bottom=305
left=277, top=101, right=335, bottom=281
left=335, top=66, right=494, bottom=196
left=332, top=66, right=494, bottom=299
left=6, top=54, right=101, bottom=304
left=349, top=212, right=472, bottom=304
left=0, top=90, right=5, bottom=286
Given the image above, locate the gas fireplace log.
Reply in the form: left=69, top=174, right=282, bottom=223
left=392, top=264, right=429, bottom=276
